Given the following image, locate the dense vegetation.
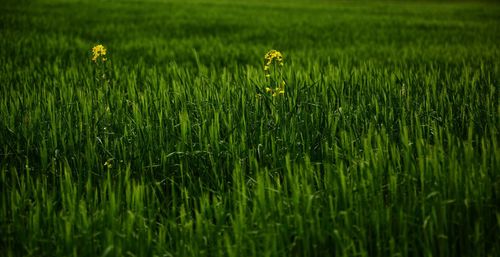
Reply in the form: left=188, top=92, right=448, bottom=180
left=1, top=0, right=499, bottom=256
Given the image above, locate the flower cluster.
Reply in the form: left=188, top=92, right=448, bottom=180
left=92, top=44, right=107, bottom=62
left=266, top=81, right=285, bottom=96
left=264, top=50, right=283, bottom=78
left=264, top=50, right=285, bottom=96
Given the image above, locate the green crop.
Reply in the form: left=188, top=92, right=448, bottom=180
left=1, top=0, right=499, bottom=256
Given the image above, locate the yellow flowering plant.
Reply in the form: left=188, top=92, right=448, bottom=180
left=91, top=44, right=111, bottom=87
left=263, top=49, right=285, bottom=97
left=91, top=44, right=114, bottom=168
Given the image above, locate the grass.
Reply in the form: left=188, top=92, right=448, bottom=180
left=1, top=0, right=499, bottom=256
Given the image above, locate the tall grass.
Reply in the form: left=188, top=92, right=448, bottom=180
left=1, top=0, right=499, bottom=256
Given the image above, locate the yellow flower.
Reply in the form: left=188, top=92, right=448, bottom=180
left=265, top=81, right=286, bottom=97
left=274, top=80, right=286, bottom=96
left=92, top=44, right=107, bottom=62
left=273, top=86, right=285, bottom=96
left=264, top=50, right=283, bottom=71
left=263, top=50, right=285, bottom=97
left=264, top=50, right=283, bottom=65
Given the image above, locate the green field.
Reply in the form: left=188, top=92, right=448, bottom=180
left=1, top=0, right=500, bottom=256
